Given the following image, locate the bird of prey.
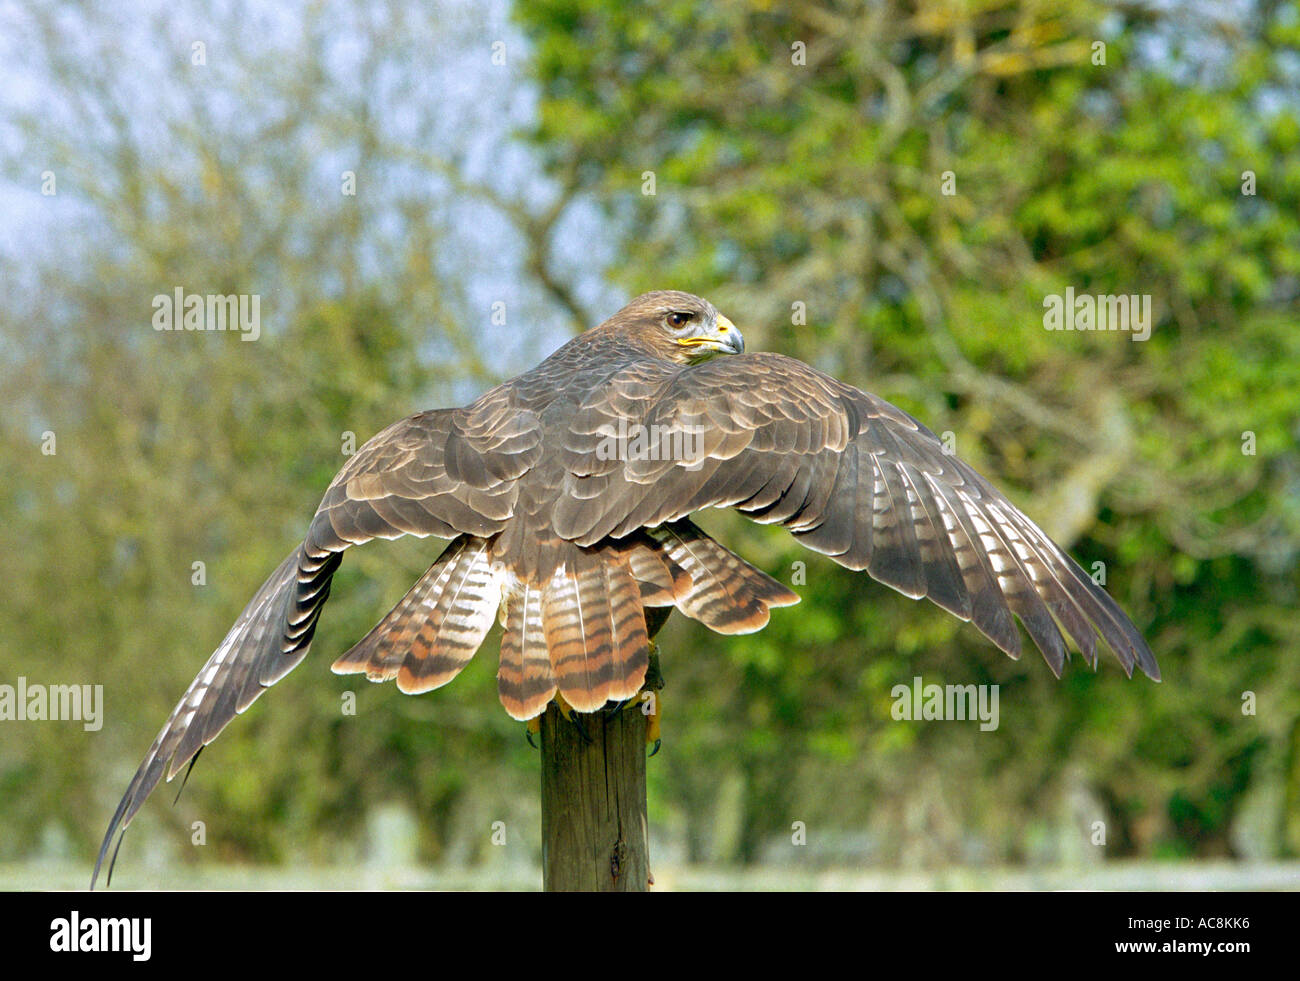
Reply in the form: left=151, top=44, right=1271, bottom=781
left=93, top=289, right=1158, bottom=885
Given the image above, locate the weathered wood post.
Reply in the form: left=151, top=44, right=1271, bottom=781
left=539, top=701, right=650, bottom=891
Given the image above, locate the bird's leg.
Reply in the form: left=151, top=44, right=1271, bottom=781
left=641, top=643, right=664, bottom=755
left=637, top=609, right=671, bottom=755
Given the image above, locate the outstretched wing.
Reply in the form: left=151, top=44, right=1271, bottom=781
left=93, top=391, right=541, bottom=887
left=92, top=545, right=332, bottom=887
left=554, top=352, right=1158, bottom=681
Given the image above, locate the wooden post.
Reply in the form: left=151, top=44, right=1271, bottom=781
left=539, top=701, right=650, bottom=891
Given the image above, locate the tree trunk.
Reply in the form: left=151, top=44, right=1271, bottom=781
left=539, top=702, right=650, bottom=891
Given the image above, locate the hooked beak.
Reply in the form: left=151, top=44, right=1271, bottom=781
left=716, top=314, right=745, bottom=354
left=678, top=314, right=745, bottom=358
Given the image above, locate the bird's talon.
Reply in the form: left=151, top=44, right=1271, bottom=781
left=525, top=716, right=541, bottom=748
left=571, top=713, right=593, bottom=743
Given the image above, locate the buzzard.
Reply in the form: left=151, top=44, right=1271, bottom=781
left=93, top=290, right=1158, bottom=885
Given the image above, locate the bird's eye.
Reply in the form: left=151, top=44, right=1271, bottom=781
left=667, top=311, right=693, bottom=328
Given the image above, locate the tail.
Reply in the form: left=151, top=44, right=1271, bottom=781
left=338, top=520, right=800, bottom=721
left=499, top=521, right=800, bottom=717
left=534, top=549, right=650, bottom=715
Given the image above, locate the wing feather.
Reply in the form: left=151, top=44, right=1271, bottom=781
left=556, top=353, right=1156, bottom=679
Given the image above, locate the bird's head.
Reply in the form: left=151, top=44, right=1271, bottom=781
left=604, top=290, right=745, bottom=365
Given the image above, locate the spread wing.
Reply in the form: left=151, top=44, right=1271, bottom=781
left=92, top=389, right=542, bottom=887
left=554, top=352, right=1158, bottom=681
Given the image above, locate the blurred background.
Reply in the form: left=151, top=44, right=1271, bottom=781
left=1, top=0, right=1298, bottom=890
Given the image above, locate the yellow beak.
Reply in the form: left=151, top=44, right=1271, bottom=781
left=677, top=314, right=745, bottom=355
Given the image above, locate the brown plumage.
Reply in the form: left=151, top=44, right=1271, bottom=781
left=93, top=289, right=1157, bottom=885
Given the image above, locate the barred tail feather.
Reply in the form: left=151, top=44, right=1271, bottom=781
left=650, top=521, right=800, bottom=634
left=541, top=552, right=650, bottom=713
left=330, top=536, right=502, bottom=694
left=496, top=582, right=556, bottom=720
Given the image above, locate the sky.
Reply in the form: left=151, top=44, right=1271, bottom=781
left=0, top=0, right=625, bottom=382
